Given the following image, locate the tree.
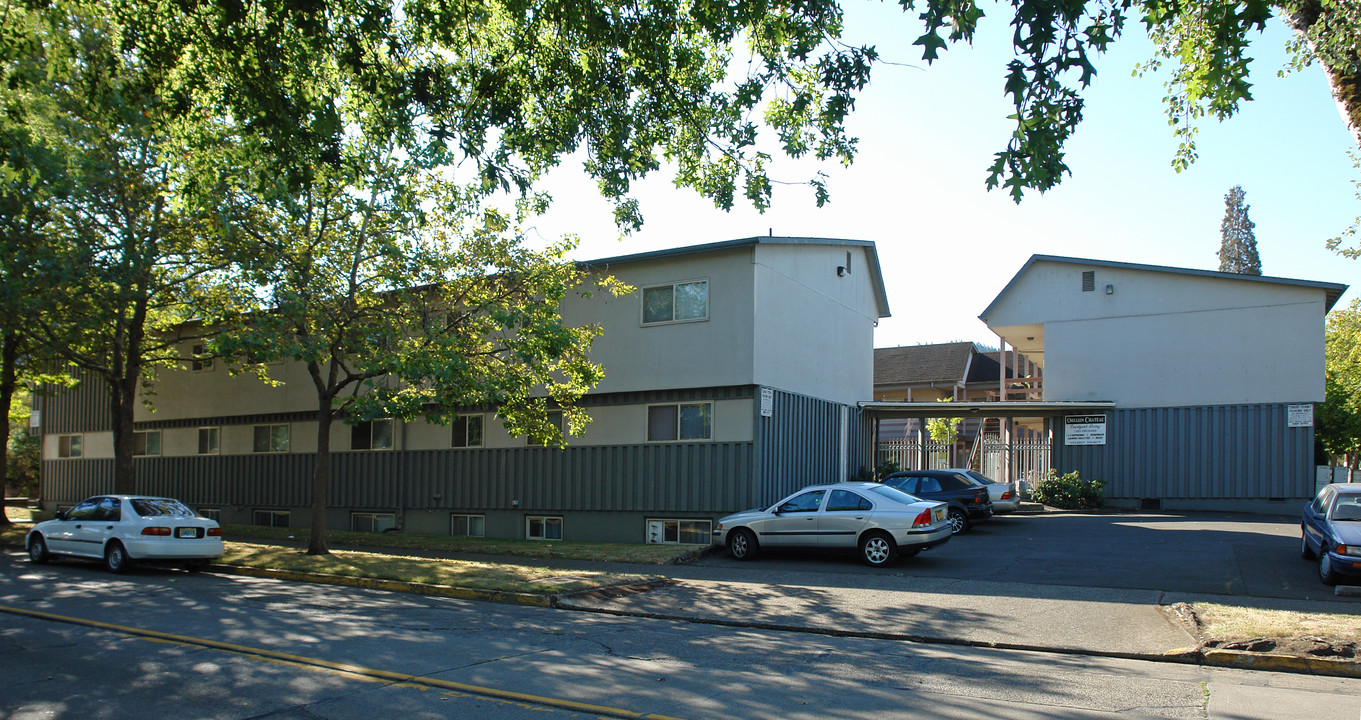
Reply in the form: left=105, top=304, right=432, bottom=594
left=1218, top=186, right=1263, bottom=275
left=1319, top=298, right=1361, bottom=473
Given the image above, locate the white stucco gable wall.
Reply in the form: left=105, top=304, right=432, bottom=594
left=750, top=241, right=886, bottom=405
left=982, top=258, right=1343, bottom=408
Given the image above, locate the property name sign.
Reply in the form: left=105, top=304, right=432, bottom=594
left=1287, top=404, right=1313, bottom=428
left=1064, top=415, right=1107, bottom=446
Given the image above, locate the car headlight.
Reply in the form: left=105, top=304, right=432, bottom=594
left=1341, top=544, right=1361, bottom=557
left=714, top=523, right=723, bottom=532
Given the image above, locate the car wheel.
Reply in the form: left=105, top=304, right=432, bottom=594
left=727, top=528, right=759, bottom=561
left=859, top=532, right=898, bottom=568
left=27, top=535, right=49, bottom=564
left=1301, top=530, right=1315, bottom=560
left=1320, top=548, right=1340, bottom=586
left=104, top=541, right=131, bottom=574
left=947, top=508, right=969, bottom=535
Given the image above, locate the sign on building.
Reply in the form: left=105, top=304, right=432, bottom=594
left=1064, top=415, right=1107, bottom=446
left=761, top=387, right=774, bottom=417
left=1287, top=404, right=1314, bottom=428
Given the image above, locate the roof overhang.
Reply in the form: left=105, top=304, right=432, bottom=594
left=859, top=401, right=1117, bottom=419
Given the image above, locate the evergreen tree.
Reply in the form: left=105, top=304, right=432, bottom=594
left=1218, top=186, right=1262, bottom=276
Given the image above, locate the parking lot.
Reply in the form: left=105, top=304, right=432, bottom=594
left=698, top=510, right=1348, bottom=603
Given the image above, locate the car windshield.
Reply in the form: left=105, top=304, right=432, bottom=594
left=868, top=485, right=922, bottom=505
left=130, top=498, right=195, bottom=517
left=1331, top=499, right=1361, bottom=521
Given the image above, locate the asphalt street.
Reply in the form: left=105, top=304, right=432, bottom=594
left=3, top=551, right=1361, bottom=720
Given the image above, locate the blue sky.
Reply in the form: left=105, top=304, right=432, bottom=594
left=525, top=1, right=1359, bottom=348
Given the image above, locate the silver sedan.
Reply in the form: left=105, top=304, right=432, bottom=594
left=949, top=468, right=1021, bottom=515
left=712, top=481, right=951, bottom=567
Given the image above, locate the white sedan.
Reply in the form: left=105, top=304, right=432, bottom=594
left=26, top=495, right=224, bottom=573
left=712, top=481, right=952, bottom=567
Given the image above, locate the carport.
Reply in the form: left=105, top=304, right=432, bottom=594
left=859, top=400, right=1116, bottom=487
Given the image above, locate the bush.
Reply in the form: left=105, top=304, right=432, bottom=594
left=1031, top=470, right=1104, bottom=509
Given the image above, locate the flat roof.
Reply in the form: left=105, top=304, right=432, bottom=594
left=859, top=401, right=1117, bottom=419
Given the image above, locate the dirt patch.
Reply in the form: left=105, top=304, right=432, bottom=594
left=1167, top=601, right=1360, bottom=659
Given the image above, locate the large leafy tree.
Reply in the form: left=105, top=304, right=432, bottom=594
left=1218, top=185, right=1262, bottom=275
left=1319, top=298, right=1361, bottom=473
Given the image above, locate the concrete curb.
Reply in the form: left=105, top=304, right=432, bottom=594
left=1201, top=648, right=1361, bottom=678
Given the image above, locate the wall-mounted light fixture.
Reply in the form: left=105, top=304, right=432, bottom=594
left=1105, top=284, right=1114, bottom=295
left=836, top=266, right=846, bottom=277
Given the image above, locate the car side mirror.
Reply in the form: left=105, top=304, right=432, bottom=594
left=54, top=509, right=67, bottom=521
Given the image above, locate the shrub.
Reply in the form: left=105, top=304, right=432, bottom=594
left=1031, top=470, right=1104, bottom=509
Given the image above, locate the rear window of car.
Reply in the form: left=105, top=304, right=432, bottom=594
left=130, top=498, right=195, bottom=517
left=868, top=485, right=922, bottom=505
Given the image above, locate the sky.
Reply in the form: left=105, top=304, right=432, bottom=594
left=521, top=1, right=1360, bottom=349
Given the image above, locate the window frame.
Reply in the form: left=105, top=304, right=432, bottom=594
left=450, top=513, right=486, bottom=537
left=646, top=402, right=713, bottom=442
left=252, top=509, right=290, bottom=527
left=133, top=430, right=162, bottom=457
left=351, top=418, right=395, bottom=451
left=526, top=410, right=564, bottom=446
left=252, top=424, right=290, bottom=453
left=350, top=511, right=396, bottom=533
left=57, top=434, right=83, bottom=458
left=191, top=343, right=214, bottom=372
left=526, top=515, right=564, bottom=541
left=198, top=426, right=221, bottom=455
left=645, top=518, right=713, bottom=545
left=198, top=507, right=221, bottom=521
left=451, top=414, right=485, bottom=449
left=641, top=278, right=709, bottom=326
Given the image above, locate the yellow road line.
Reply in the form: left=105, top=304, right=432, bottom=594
left=0, top=603, right=686, bottom=720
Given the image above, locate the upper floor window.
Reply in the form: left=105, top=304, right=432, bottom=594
left=58, top=434, right=83, bottom=458
left=191, top=343, right=214, bottom=372
left=134, top=431, right=161, bottom=457
left=451, top=414, right=484, bottom=448
left=647, top=403, right=712, bottom=442
left=198, top=427, right=220, bottom=455
left=527, top=411, right=564, bottom=446
left=352, top=419, right=394, bottom=451
left=642, top=280, right=707, bottom=325
left=253, top=424, right=290, bottom=453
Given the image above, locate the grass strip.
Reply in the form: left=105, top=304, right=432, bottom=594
left=1193, top=602, right=1361, bottom=644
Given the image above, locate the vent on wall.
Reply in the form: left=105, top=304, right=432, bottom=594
left=1081, top=271, right=1095, bottom=292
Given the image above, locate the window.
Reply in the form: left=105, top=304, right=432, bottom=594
left=646, top=519, right=712, bottom=544
left=351, top=419, right=394, bottom=451
left=93, top=497, right=122, bottom=522
left=451, top=514, right=485, bottom=537
left=351, top=512, right=396, bottom=533
left=57, top=434, right=83, bottom=458
left=198, top=427, right=221, bottom=455
left=642, top=280, right=707, bottom=324
left=826, top=490, right=873, bottom=512
left=134, top=431, right=161, bottom=457
left=527, top=411, right=564, bottom=446
left=252, top=509, right=289, bottom=527
left=776, top=490, right=825, bottom=514
left=191, top=343, right=214, bottom=372
left=451, top=415, right=484, bottom=448
left=64, top=499, right=98, bottom=521
left=647, top=403, right=712, bottom=442
left=253, top=424, right=290, bottom=453
left=526, top=515, right=563, bottom=540
left=198, top=508, right=221, bottom=521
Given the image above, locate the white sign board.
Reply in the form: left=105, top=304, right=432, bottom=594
left=1064, top=415, right=1107, bottom=446
left=760, top=388, right=774, bottom=417
left=1287, top=404, right=1314, bottom=428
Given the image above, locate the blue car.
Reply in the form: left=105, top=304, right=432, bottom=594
left=1301, top=483, right=1361, bottom=586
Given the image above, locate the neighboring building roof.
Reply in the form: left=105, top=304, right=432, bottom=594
left=582, top=235, right=892, bottom=318
left=874, top=342, right=975, bottom=386
left=979, top=254, right=1351, bottom=322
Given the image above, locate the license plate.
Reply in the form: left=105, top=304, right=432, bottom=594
left=177, top=527, right=199, bottom=539
left=933, top=509, right=944, bottom=522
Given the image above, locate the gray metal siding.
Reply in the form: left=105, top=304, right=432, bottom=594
left=1055, top=404, right=1315, bottom=500
left=48, top=443, right=756, bottom=514
left=36, top=374, right=110, bottom=434
left=756, top=388, right=851, bottom=504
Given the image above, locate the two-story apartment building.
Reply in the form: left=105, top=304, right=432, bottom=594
left=36, top=236, right=890, bottom=543
left=979, top=255, right=1348, bottom=512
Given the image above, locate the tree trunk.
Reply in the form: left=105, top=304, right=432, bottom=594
left=1282, top=1, right=1361, bottom=149
left=307, top=403, right=335, bottom=555
left=0, top=330, right=16, bottom=527
left=109, top=366, right=139, bottom=494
